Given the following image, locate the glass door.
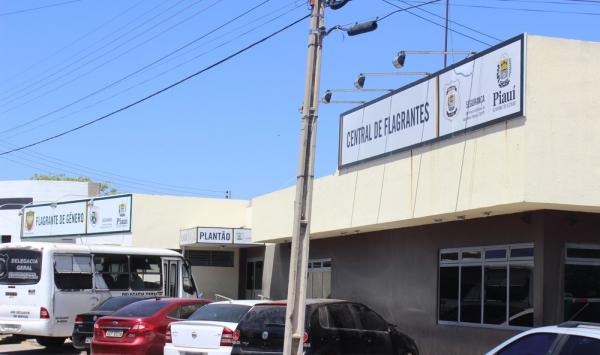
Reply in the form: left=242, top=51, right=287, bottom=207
left=163, top=259, right=180, bottom=297
left=245, top=258, right=263, bottom=299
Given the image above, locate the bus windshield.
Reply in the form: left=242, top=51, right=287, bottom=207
left=0, top=249, right=43, bottom=285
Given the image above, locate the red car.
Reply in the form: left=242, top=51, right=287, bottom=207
left=92, top=297, right=210, bottom=355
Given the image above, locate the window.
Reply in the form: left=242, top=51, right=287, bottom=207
left=94, top=254, right=129, bottom=290
left=496, top=333, right=557, bottom=355
left=188, top=304, right=251, bottom=322
left=182, top=262, right=196, bottom=295
left=0, top=249, right=42, bottom=285
left=351, top=304, right=388, bottom=331
left=186, top=250, right=234, bottom=267
left=564, top=245, right=600, bottom=322
left=439, top=244, right=534, bottom=328
left=1, top=235, right=10, bottom=244
left=112, top=300, right=170, bottom=317
left=325, top=303, right=357, bottom=329
left=558, top=335, right=600, bottom=355
left=94, top=297, right=143, bottom=312
left=54, top=254, right=92, bottom=290
left=167, top=303, right=204, bottom=319
left=130, top=255, right=161, bottom=291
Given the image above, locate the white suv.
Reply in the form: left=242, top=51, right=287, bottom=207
left=164, top=299, right=264, bottom=355
left=485, top=322, right=600, bottom=355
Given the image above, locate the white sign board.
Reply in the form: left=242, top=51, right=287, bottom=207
left=179, top=228, right=198, bottom=246
left=233, top=228, right=253, bottom=244
left=338, top=35, right=524, bottom=168
left=197, top=227, right=233, bottom=244
left=22, top=201, right=87, bottom=238
left=87, top=195, right=132, bottom=234
left=340, top=78, right=437, bottom=167
left=438, top=38, right=523, bottom=136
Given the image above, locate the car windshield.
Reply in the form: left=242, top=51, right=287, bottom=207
left=111, top=299, right=170, bottom=317
left=188, top=304, right=251, bottom=323
left=93, top=297, right=144, bottom=312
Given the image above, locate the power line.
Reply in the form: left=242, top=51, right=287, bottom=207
left=382, top=0, right=492, bottom=46
left=0, top=0, right=82, bottom=17
left=0, top=0, right=215, bottom=111
left=0, top=141, right=228, bottom=196
left=397, top=0, right=501, bottom=42
left=0, top=14, right=311, bottom=157
left=0, top=0, right=274, bottom=136
left=0, top=0, right=147, bottom=86
left=377, top=0, right=440, bottom=21
left=0, top=153, right=227, bottom=197
left=0, top=1, right=306, bottom=140
left=451, top=2, right=600, bottom=15
left=0, top=0, right=192, bottom=105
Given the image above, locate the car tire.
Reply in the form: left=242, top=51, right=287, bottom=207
left=36, top=336, right=66, bottom=348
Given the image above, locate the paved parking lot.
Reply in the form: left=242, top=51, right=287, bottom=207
left=0, top=336, right=85, bottom=354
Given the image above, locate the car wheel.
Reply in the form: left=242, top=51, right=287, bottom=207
left=36, top=336, right=66, bottom=348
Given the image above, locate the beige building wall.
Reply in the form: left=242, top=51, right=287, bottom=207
left=251, top=35, right=600, bottom=243
left=130, top=194, right=250, bottom=300
left=130, top=194, right=249, bottom=249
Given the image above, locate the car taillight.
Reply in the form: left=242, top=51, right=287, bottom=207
left=93, top=322, right=102, bottom=337
left=303, top=331, right=309, bottom=344
left=232, top=329, right=240, bottom=345
left=74, top=315, right=84, bottom=324
left=40, top=307, right=50, bottom=319
left=165, top=324, right=172, bottom=342
left=220, top=327, right=234, bottom=346
left=130, top=321, right=153, bottom=334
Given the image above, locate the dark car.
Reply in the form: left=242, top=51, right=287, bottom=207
left=231, top=299, right=418, bottom=355
left=92, top=297, right=210, bottom=355
left=72, top=296, right=145, bottom=353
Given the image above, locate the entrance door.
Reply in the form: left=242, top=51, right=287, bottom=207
left=307, top=259, right=332, bottom=298
left=245, top=258, right=263, bottom=299
left=163, top=259, right=180, bottom=297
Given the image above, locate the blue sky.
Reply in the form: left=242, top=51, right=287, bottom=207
left=1, top=0, right=599, bottom=199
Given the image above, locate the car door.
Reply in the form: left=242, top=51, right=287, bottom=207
left=349, top=303, right=394, bottom=354
left=323, top=303, right=366, bottom=354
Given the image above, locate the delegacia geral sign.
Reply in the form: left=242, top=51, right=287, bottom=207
left=339, top=34, right=524, bottom=168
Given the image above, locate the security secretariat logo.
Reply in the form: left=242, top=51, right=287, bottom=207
left=118, top=202, right=126, bottom=217
left=497, top=54, right=512, bottom=88
left=444, top=81, right=460, bottom=120
left=25, top=211, right=35, bottom=231
left=89, top=209, right=98, bottom=226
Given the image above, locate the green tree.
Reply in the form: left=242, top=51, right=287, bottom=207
left=30, top=173, right=118, bottom=195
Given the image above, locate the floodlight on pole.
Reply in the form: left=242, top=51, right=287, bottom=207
left=354, top=72, right=430, bottom=90
left=394, top=50, right=476, bottom=68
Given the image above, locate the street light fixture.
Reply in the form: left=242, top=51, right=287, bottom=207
left=322, top=88, right=389, bottom=104
left=354, top=72, right=430, bottom=90
left=393, top=50, right=477, bottom=68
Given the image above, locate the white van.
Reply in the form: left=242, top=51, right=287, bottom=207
left=0, top=242, right=198, bottom=347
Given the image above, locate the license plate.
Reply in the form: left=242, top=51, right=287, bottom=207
left=0, top=324, right=20, bottom=331
left=85, top=337, right=92, bottom=344
left=105, top=330, right=123, bottom=337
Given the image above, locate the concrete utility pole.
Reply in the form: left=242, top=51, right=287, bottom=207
left=283, top=0, right=324, bottom=354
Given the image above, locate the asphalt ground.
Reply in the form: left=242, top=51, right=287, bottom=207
left=0, top=336, right=85, bottom=354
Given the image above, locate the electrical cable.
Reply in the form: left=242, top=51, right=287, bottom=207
left=0, top=0, right=146, bottom=86
left=382, top=0, right=492, bottom=46
left=0, top=0, right=82, bottom=17
left=0, top=1, right=306, bottom=140
left=397, top=0, right=501, bottom=42
left=377, top=0, right=440, bottom=22
left=0, top=144, right=228, bottom=196
left=0, top=0, right=274, bottom=136
left=0, top=0, right=218, bottom=112
left=0, top=0, right=181, bottom=103
left=0, top=14, right=311, bottom=157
